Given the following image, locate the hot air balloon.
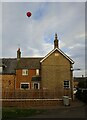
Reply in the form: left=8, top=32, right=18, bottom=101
left=26, top=12, right=32, bottom=17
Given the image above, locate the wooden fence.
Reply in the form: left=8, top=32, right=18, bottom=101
left=2, top=89, right=63, bottom=99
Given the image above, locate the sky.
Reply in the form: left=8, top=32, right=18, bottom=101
left=0, top=1, right=86, bottom=77
left=1, top=0, right=86, bottom=2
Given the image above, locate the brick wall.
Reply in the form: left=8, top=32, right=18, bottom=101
left=16, top=69, right=36, bottom=89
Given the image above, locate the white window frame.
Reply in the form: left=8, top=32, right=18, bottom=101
left=36, top=69, right=39, bottom=75
left=55, top=53, right=59, bottom=56
left=22, top=69, right=28, bottom=76
left=20, top=83, right=30, bottom=90
left=63, top=80, right=70, bottom=89
left=33, top=82, right=40, bottom=89
left=0, top=67, right=2, bottom=73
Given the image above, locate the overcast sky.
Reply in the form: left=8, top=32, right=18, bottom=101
left=1, top=2, right=86, bottom=77
left=1, top=0, right=86, bottom=2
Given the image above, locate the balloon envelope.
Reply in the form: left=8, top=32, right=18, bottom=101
left=26, top=12, right=32, bottom=17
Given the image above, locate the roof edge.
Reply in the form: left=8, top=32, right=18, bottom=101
left=40, top=48, right=74, bottom=64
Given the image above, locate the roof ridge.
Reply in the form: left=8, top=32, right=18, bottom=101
left=1, top=57, right=44, bottom=60
left=2, top=58, right=17, bottom=59
left=21, top=57, right=44, bottom=59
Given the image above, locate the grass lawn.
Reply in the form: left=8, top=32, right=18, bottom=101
left=2, top=107, right=46, bottom=119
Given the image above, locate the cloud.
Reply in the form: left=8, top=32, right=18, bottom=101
left=2, top=2, right=85, bottom=77
left=75, top=33, right=85, bottom=39
left=1, top=0, right=86, bottom=2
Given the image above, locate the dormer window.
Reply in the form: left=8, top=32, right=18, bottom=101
left=22, top=69, right=28, bottom=76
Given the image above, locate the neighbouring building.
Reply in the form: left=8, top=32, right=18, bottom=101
left=0, top=33, right=74, bottom=99
left=74, top=76, right=87, bottom=88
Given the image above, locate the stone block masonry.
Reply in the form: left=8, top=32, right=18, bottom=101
left=2, top=99, right=64, bottom=108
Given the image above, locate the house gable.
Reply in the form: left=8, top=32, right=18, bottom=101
left=40, top=48, right=74, bottom=64
left=41, top=48, right=73, bottom=98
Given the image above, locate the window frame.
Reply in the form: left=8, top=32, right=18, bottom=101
left=55, top=53, right=59, bottom=56
left=33, top=82, right=40, bottom=89
left=22, top=69, right=28, bottom=76
left=20, top=82, right=30, bottom=90
left=0, top=67, right=2, bottom=73
left=36, top=69, right=39, bottom=76
left=63, top=80, right=70, bottom=89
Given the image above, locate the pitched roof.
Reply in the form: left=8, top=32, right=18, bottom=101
left=16, top=57, right=43, bottom=69
left=0, top=47, right=74, bottom=74
left=0, top=58, right=17, bottom=74
left=74, top=77, right=87, bottom=82
left=40, top=48, right=74, bottom=64
left=0, top=57, right=43, bottom=74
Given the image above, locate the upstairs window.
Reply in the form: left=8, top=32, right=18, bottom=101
left=55, top=53, right=59, bottom=56
left=22, top=69, right=28, bottom=76
left=64, top=80, right=70, bottom=89
left=20, top=83, right=30, bottom=90
left=36, top=69, right=39, bottom=75
left=0, top=67, right=2, bottom=73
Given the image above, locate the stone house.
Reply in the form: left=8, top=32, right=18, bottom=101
left=0, top=34, right=74, bottom=99
left=0, top=59, right=16, bottom=98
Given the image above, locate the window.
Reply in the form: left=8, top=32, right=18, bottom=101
left=55, top=53, right=59, bottom=56
left=64, top=80, right=70, bottom=88
left=36, top=69, right=39, bottom=75
left=0, top=67, right=2, bottom=73
left=22, top=69, right=28, bottom=76
left=33, top=83, right=40, bottom=89
left=20, top=83, right=30, bottom=90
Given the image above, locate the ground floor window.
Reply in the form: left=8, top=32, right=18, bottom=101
left=33, top=82, right=40, bottom=89
left=64, top=80, right=70, bottom=89
left=20, top=83, right=30, bottom=90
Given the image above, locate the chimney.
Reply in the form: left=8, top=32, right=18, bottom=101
left=17, top=48, right=21, bottom=60
left=54, top=33, right=59, bottom=49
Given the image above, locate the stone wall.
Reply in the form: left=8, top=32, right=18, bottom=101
left=2, top=99, right=64, bottom=108
left=41, top=50, right=73, bottom=99
left=2, top=75, right=15, bottom=98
